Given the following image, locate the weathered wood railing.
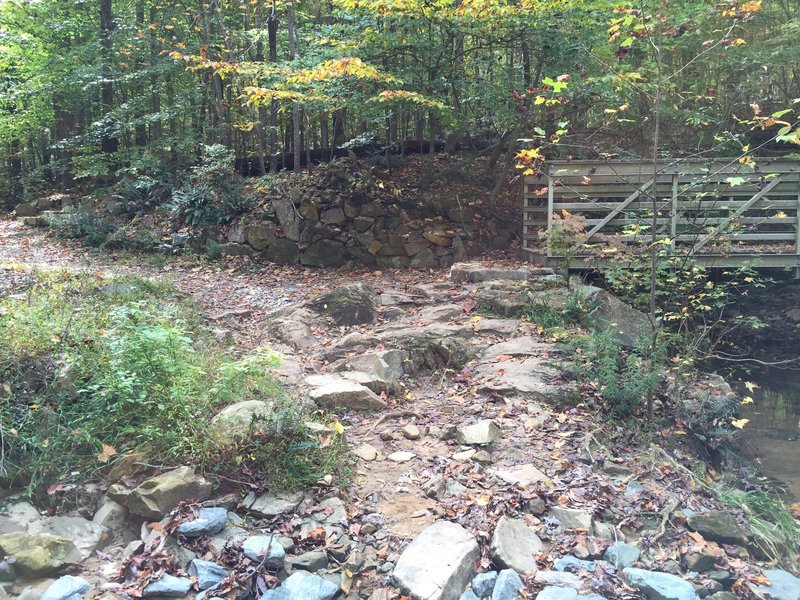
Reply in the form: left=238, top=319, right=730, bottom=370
left=523, top=158, right=800, bottom=272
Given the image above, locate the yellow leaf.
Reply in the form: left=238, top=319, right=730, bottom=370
left=97, top=444, right=118, bottom=463
left=470, top=316, right=482, bottom=323
left=731, top=418, right=750, bottom=429
left=740, top=396, right=754, bottom=405
left=327, top=420, right=345, bottom=435
left=42, top=439, right=50, bottom=448
left=744, top=381, right=759, bottom=392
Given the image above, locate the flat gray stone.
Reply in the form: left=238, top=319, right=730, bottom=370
left=492, top=569, right=523, bottom=600
left=603, top=542, right=640, bottom=568
left=460, top=590, right=480, bottom=600
left=248, top=491, right=303, bottom=517
left=549, top=507, right=592, bottom=531
left=309, top=380, right=387, bottom=410
left=490, top=516, right=541, bottom=574
left=536, top=588, right=578, bottom=600
left=534, top=571, right=582, bottom=590
left=288, top=550, right=329, bottom=572
left=242, top=535, right=286, bottom=569
left=268, top=571, right=339, bottom=600
left=92, top=500, right=128, bottom=533
left=393, top=521, right=480, bottom=600
left=623, top=568, right=699, bottom=600
left=143, top=574, right=192, bottom=598
left=189, top=559, right=230, bottom=590
left=41, top=576, right=91, bottom=600
left=553, top=556, right=597, bottom=572
left=494, top=464, right=552, bottom=488
left=751, top=569, right=800, bottom=600
left=177, top=508, right=228, bottom=537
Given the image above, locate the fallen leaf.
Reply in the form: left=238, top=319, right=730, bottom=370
left=98, top=443, right=118, bottom=463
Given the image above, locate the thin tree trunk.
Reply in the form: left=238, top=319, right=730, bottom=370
left=99, top=0, right=118, bottom=157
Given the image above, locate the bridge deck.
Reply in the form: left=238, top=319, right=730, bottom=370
left=522, top=158, right=800, bottom=274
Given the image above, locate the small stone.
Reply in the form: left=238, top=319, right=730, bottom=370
left=310, top=381, right=387, bottom=411
left=492, top=569, right=524, bottom=600
left=706, top=594, right=737, bottom=600
left=549, top=507, right=593, bottom=531
left=495, top=464, right=552, bottom=488
left=536, top=588, right=578, bottom=600
left=603, top=542, right=640, bottom=569
left=189, top=559, right=230, bottom=590
left=684, top=550, right=717, bottom=573
left=354, top=444, right=379, bottom=461
left=41, top=576, right=91, bottom=600
left=524, top=497, right=547, bottom=515
left=312, top=497, right=347, bottom=523
left=490, top=516, right=542, bottom=574
left=387, top=451, right=416, bottom=463
left=460, top=590, right=480, bottom=600
left=623, top=567, right=699, bottom=600
left=534, top=572, right=582, bottom=590
left=142, top=574, right=192, bottom=598
left=379, top=430, right=394, bottom=441
left=177, top=508, right=228, bottom=537
left=453, top=449, right=477, bottom=461
left=289, top=550, right=329, bottom=572
left=242, top=536, right=286, bottom=569
left=473, top=451, right=493, bottom=465
left=122, top=540, right=144, bottom=560
left=456, top=420, right=501, bottom=445
left=471, top=572, right=498, bottom=598
left=402, top=424, right=421, bottom=440
left=553, top=556, right=597, bottom=572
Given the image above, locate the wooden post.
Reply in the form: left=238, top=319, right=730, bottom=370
left=671, top=174, right=678, bottom=251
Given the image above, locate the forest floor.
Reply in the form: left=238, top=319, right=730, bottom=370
left=1, top=217, right=798, bottom=600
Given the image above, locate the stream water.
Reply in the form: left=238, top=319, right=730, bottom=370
left=739, top=371, right=800, bottom=501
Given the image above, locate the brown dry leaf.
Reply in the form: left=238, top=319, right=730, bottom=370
left=98, top=443, right=118, bottom=463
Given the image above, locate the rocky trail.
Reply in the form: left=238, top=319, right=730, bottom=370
left=1, top=219, right=798, bottom=600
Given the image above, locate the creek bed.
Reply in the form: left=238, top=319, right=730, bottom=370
left=738, top=372, right=800, bottom=500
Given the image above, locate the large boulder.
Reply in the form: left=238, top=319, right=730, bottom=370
left=623, top=568, right=699, bottom=600
left=246, top=223, right=277, bottom=251
left=210, top=400, right=273, bottom=441
left=302, top=239, right=346, bottom=267
left=393, top=520, right=480, bottom=600
left=489, top=516, right=542, bottom=574
left=576, top=286, right=653, bottom=348
left=686, top=511, right=749, bottom=546
left=309, top=380, right=387, bottom=410
left=127, top=467, right=213, bottom=520
left=0, top=533, right=81, bottom=577
left=308, top=283, right=376, bottom=326
left=29, top=516, right=111, bottom=560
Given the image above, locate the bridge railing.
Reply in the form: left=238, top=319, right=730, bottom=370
left=523, top=158, right=800, bottom=269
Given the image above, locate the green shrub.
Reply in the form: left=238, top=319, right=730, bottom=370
left=566, top=332, right=664, bottom=416
left=0, top=271, right=345, bottom=496
left=170, top=144, right=250, bottom=226
left=46, top=208, right=111, bottom=247
left=525, top=289, right=596, bottom=330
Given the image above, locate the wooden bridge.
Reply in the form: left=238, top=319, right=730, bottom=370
left=522, top=158, right=800, bottom=274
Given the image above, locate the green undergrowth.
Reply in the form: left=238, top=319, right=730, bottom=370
left=0, top=270, right=349, bottom=498
left=718, top=487, right=800, bottom=565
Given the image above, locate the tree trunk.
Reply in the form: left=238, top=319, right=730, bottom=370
left=99, top=0, right=118, bottom=157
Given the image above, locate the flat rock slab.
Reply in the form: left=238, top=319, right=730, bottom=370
left=686, top=511, right=750, bottom=546
left=474, top=357, right=575, bottom=403
left=393, top=520, right=480, bottom=600
left=623, top=567, right=699, bottom=600
left=549, top=507, right=593, bottom=531
left=494, top=464, right=553, bottom=488
left=265, top=571, right=339, bottom=600
left=450, top=263, right=553, bottom=283
left=246, top=491, right=303, bottom=517
left=309, top=380, right=387, bottom=410
left=242, top=536, right=286, bottom=569
left=41, top=575, right=91, bottom=600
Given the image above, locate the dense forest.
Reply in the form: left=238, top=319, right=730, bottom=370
left=1, top=0, right=798, bottom=206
